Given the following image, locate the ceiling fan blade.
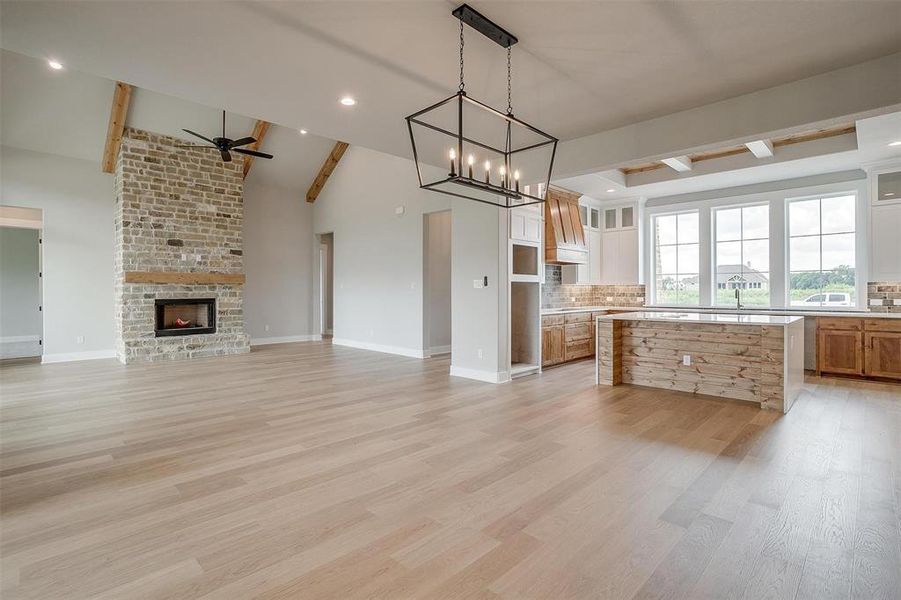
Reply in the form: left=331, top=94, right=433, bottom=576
left=220, top=148, right=232, bottom=162
left=182, top=129, right=215, bottom=144
left=233, top=148, right=273, bottom=159
left=228, top=137, right=256, bottom=148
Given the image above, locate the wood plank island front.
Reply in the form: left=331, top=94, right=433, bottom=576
left=596, top=312, right=805, bottom=413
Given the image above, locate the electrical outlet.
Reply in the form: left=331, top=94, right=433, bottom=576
left=477, top=349, right=483, bottom=359
left=682, top=354, right=691, bottom=366
left=264, top=324, right=270, bottom=332
left=76, top=336, right=85, bottom=344
left=473, top=279, right=483, bottom=289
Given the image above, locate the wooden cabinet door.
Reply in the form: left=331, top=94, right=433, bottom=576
left=818, top=329, right=863, bottom=375
left=864, top=332, right=901, bottom=379
left=542, top=326, right=564, bottom=367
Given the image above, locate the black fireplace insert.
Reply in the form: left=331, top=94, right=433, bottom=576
left=154, top=298, right=216, bottom=337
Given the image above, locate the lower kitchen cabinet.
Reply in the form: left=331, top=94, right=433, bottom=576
left=817, top=317, right=901, bottom=380
left=541, top=325, right=564, bottom=367
left=542, top=311, right=601, bottom=367
left=865, top=331, right=901, bottom=379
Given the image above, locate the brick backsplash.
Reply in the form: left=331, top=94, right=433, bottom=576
left=542, top=265, right=645, bottom=309
left=867, top=282, right=901, bottom=313
left=114, top=128, right=250, bottom=363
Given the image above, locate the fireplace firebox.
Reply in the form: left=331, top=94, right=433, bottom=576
left=154, top=299, right=216, bottom=337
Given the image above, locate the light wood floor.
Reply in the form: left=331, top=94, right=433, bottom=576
left=1, top=341, right=900, bottom=599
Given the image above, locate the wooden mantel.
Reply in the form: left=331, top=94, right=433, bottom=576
left=123, top=271, right=245, bottom=285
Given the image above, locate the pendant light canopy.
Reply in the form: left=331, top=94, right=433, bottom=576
left=405, top=4, right=558, bottom=209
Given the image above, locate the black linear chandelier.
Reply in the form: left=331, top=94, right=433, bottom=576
left=406, top=4, right=558, bottom=209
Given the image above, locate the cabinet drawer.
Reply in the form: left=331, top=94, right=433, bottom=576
left=564, top=322, right=592, bottom=342
left=564, top=311, right=592, bottom=324
left=565, top=339, right=594, bottom=361
left=541, top=314, right=564, bottom=327
left=818, top=317, right=863, bottom=331
left=865, top=319, right=901, bottom=332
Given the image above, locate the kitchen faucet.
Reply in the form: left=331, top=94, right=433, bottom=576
left=735, top=287, right=744, bottom=310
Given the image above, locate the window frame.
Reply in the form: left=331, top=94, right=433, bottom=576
left=712, top=202, right=771, bottom=307
left=784, top=190, right=861, bottom=309
left=650, top=209, right=701, bottom=306
left=643, top=179, right=867, bottom=310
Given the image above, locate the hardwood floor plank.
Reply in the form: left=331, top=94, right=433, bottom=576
left=1, top=342, right=898, bottom=599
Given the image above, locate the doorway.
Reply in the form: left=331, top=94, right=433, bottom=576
left=319, top=232, right=334, bottom=338
left=0, top=208, right=44, bottom=360
left=423, top=211, right=451, bottom=356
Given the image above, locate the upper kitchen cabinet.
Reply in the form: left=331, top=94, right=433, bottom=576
left=868, top=163, right=901, bottom=281
left=510, top=202, right=543, bottom=244
left=544, top=188, right=588, bottom=265
left=600, top=203, right=639, bottom=284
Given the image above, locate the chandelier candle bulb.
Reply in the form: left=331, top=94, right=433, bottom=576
left=468, top=154, right=475, bottom=178
left=449, top=148, right=457, bottom=176
left=514, top=170, right=520, bottom=193
left=499, top=165, right=507, bottom=189
left=484, top=160, right=491, bottom=184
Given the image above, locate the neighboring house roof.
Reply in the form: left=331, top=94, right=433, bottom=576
left=716, top=264, right=769, bottom=283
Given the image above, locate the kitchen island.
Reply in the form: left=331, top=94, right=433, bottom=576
left=596, top=311, right=805, bottom=413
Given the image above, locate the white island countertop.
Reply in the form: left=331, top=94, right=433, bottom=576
left=597, top=310, right=804, bottom=326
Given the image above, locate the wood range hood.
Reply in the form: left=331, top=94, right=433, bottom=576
left=544, top=187, right=588, bottom=265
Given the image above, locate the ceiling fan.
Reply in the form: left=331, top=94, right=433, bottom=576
left=180, top=110, right=273, bottom=163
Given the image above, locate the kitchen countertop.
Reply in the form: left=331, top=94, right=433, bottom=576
left=598, top=311, right=803, bottom=326
left=541, top=305, right=901, bottom=319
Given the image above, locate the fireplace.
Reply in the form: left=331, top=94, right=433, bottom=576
left=154, top=299, right=216, bottom=337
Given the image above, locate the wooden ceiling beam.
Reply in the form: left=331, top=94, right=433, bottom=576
left=101, top=81, right=133, bottom=173
left=242, top=120, right=272, bottom=179
left=619, top=123, right=856, bottom=176
left=306, top=141, right=349, bottom=203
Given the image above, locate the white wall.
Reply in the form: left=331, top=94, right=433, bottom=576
left=0, top=146, right=115, bottom=361
left=242, top=180, right=316, bottom=343
left=313, top=145, right=509, bottom=380
left=0, top=226, right=42, bottom=357
left=424, top=210, right=451, bottom=354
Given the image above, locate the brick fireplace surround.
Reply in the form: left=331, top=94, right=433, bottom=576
left=114, top=129, right=250, bottom=363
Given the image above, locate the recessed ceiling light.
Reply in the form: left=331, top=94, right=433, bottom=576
left=606, top=188, right=616, bottom=193
left=340, top=96, right=356, bottom=106
left=47, top=59, right=63, bottom=70
left=299, top=129, right=308, bottom=135
left=889, top=141, right=901, bottom=147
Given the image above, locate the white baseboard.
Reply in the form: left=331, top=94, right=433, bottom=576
left=0, top=335, right=41, bottom=343
left=251, top=334, right=321, bottom=346
left=449, top=365, right=511, bottom=384
left=41, top=349, right=116, bottom=364
left=427, top=345, right=451, bottom=357
left=332, top=338, right=425, bottom=359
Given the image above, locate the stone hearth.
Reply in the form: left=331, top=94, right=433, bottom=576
left=114, top=128, right=250, bottom=363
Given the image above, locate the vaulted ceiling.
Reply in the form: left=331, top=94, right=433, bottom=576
left=0, top=50, right=337, bottom=191
left=3, top=0, right=899, bottom=162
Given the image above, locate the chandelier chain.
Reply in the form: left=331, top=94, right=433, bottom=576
left=459, top=20, right=465, bottom=92
left=506, top=47, right=513, bottom=114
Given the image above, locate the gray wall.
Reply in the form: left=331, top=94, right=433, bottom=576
left=243, top=179, right=316, bottom=342
left=0, top=226, right=42, bottom=357
left=1, top=146, right=115, bottom=360
left=313, top=145, right=509, bottom=379
left=424, top=210, right=451, bottom=353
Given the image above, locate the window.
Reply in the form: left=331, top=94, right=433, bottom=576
left=788, top=194, right=856, bottom=307
left=653, top=211, right=699, bottom=305
left=714, top=205, right=770, bottom=306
